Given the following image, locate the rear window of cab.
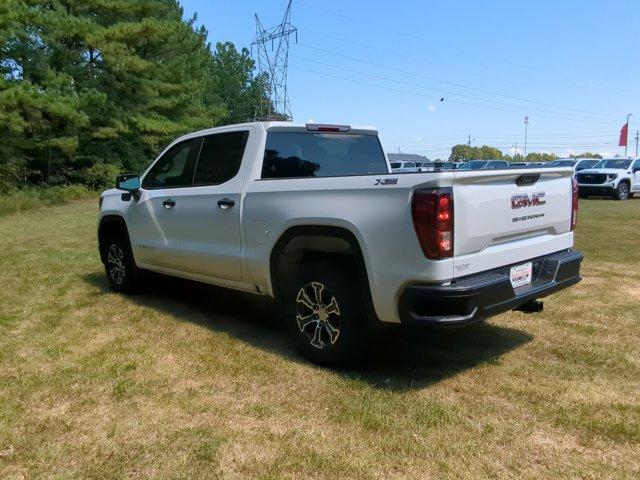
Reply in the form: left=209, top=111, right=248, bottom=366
left=261, top=132, right=388, bottom=179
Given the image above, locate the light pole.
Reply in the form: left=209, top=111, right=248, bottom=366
left=524, top=116, right=529, bottom=158
left=625, top=114, right=632, bottom=158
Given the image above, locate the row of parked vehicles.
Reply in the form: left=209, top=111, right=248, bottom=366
left=390, top=157, right=640, bottom=200
left=389, top=158, right=599, bottom=173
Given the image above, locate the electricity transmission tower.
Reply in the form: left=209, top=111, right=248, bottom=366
left=252, top=0, right=297, bottom=121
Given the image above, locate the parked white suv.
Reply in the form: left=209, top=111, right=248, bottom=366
left=576, top=158, right=640, bottom=200
left=99, top=122, right=583, bottom=364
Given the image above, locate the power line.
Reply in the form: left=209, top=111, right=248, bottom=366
left=295, top=0, right=640, bottom=103
left=295, top=44, right=621, bottom=123
left=289, top=65, right=621, bottom=126
left=296, top=30, right=623, bottom=120
left=291, top=54, right=618, bottom=123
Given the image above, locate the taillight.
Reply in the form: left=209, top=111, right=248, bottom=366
left=412, top=189, right=454, bottom=259
left=571, top=176, right=579, bottom=231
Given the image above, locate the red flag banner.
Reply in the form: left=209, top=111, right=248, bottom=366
left=619, top=123, right=628, bottom=146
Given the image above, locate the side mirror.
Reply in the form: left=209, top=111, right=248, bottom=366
left=116, top=174, right=140, bottom=192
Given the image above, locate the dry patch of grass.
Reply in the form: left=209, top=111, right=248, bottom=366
left=0, top=198, right=639, bottom=479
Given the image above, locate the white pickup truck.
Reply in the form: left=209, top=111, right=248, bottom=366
left=99, top=122, right=583, bottom=364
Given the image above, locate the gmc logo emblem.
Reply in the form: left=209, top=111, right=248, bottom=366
left=511, top=192, right=546, bottom=209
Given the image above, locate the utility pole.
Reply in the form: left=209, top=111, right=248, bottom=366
left=467, top=134, right=471, bottom=147
left=252, top=0, right=297, bottom=120
left=624, top=113, right=632, bottom=158
left=523, top=116, right=529, bottom=158
left=635, top=130, right=639, bottom=158
left=514, top=142, right=518, bottom=160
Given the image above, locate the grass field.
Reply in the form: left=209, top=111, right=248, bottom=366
left=1, top=197, right=639, bottom=479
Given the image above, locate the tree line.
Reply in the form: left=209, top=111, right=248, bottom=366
left=0, top=0, right=270, bottom=192
left=448, top=144, right=603, bottom=163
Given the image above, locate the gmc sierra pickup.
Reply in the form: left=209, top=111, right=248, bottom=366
left=98, top=122, right=583, bottom=364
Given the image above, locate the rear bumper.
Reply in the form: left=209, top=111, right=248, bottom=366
left=578, top=185, right=614, bottom=196
left=398, top=249, right=583, bottom=328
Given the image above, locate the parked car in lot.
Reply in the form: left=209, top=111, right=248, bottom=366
left=458, top=160, right=509, bottom=169
left=510, top=162, right=530, bottom=167
left=98, top=122, right=583, bottom=364
left=575, top=158, right=640, bottom=200
left=417, top=162, right=456, bottom=172
left=548, top=158, right=600, bottom=173
left=390, top=161, right=419, bottom=173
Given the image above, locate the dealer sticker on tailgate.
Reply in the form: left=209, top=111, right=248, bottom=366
left=510, top=262, right=533, bottom=288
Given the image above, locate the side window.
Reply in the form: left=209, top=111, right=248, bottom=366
left=142, top=138, right=202, bottom=189
left=633, top=160, right=640, bottom=172
left=193, top=131, right=249, bottom=186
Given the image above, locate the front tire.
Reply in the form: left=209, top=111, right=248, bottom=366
left=615, top=182, right=630, bottom=200
left=103, top=234, right=140, bottom=293
left=285, top=260, right=368, bottom=365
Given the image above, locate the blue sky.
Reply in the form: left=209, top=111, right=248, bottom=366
left=181, top=0, right=640, bottom=159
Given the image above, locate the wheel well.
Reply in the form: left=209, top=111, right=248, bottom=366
left=98, top=215, right=129, bottom=264
left=270, top=226, right=378, bottom=322
left=619, top=178, right=631, bottom=187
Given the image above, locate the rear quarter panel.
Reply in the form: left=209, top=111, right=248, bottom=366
left=242, top=173, right=455, bottom=323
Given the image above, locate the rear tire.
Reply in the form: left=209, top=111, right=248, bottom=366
left=614, top=182, right=630, bottom=200
left=102, top=233, right=140, bottom=293
left=284, top=260, right=368, bottom=366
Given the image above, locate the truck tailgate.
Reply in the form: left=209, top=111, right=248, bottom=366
left=452, top=168, right=574, bottom=278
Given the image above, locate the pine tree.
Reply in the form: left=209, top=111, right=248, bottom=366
left=0, top=0, right=268, bottom=190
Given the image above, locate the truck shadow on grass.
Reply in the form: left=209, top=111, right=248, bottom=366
left=84, top=271, right=532, bottom=391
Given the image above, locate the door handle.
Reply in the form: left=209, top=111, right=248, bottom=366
left=217, top=198, right=235, bottom=210
left=163, top=199, right=176, bottom=209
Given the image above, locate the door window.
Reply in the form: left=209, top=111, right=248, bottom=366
left=193, top=131, right=249, bottom=186
left=142, top=138, right=202, bottom=189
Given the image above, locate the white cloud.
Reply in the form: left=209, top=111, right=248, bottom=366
left=428, top=105, right=435, bottom=112
left=414, top=136, right=424, bottom=142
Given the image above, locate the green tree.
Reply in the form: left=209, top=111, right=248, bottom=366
left=571, top=152, right=602, bottom=159
left=449, top=144, right=503, bottom=162
left=0, top=1, right=269, bottom=191
left=524, top=152, right=557, bottom=163
left=210, top=42, right=270, bottom=124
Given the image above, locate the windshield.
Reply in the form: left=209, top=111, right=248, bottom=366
left=548, top=160, right=576, bottom=167
left=593, top=159, right=632, bottom=170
